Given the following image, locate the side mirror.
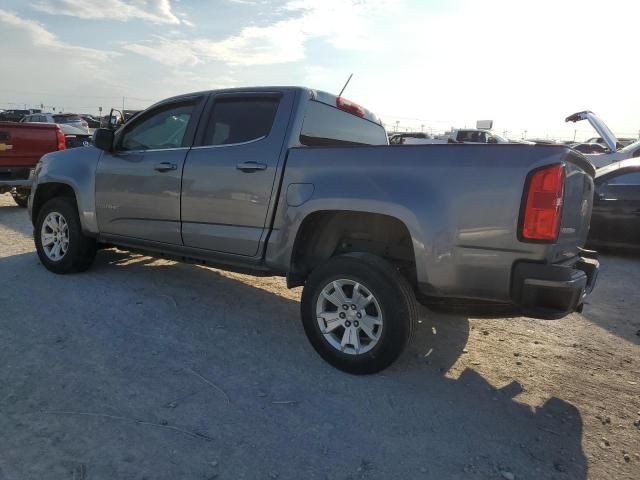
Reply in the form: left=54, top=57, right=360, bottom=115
left=108, top=108, right=124, bottom=130
left=93, top=128, right=114, bottom=152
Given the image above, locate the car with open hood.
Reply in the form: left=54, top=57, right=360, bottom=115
left=566, top=111, right=640, bottom=168
left=588, top=158, right=640, bottom=249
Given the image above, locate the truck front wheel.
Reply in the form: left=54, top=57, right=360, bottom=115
left=34, top=197, right=97, bottom=274
left=301, top=253, right=417, bottom=374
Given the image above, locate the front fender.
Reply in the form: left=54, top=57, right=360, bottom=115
left=32, top=147, right=102, bottom=234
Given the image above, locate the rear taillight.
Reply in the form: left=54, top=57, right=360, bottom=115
left=56, top=127, right=66, bottom=151
left=336, top=97, right=365, bottom=117
left=521, top=164, right=565, bottom=241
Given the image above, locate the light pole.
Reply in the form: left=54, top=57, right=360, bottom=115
left=395, top=120, right=399, bottom=132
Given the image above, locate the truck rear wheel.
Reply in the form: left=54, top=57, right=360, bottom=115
left=301, top=253, right=417, bottom=374
left=34, top=197, right=96, bottom=274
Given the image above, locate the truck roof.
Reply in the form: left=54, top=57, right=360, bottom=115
left=154, top=86, right=383, bottom=126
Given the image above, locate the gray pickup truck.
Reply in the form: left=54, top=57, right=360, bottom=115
left=28, top=86, right=599, bottom=374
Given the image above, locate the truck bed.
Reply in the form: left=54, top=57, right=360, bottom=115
left=0, top=122, right=60, bottom=169
left=269, top=143, right=595, bottom=304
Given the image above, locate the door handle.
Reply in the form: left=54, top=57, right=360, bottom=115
left=154, top=162, right=177, bottom=172
left=236, top=161, right=267, bottom=172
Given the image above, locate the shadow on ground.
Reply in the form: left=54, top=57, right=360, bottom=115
left=0, top=249, right=587, bottom=479
left=581, top=250, right=640, bottom=345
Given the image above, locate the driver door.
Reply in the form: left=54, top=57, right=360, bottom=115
left=95, top=97, right=204, bottom=244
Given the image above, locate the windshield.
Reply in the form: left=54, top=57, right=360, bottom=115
left=621, top=139, right=640, bottom=153
left=53, top=114, right=82, bottom=123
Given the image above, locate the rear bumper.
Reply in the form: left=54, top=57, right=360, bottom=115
left=0, top=167, right=33, bottom=191
left=511, top=250, right=599, bottom=319
left=0, top=179, right=32, bottom=188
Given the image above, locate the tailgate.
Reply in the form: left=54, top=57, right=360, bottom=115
left=551, top=151, right=595, bottom=262
left=0, top=123, right=58, bottom=168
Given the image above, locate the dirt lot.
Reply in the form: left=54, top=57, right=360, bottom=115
left=0, top=193, right=638, bottom=480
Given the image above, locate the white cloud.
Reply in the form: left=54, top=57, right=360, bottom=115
left=122, top=36, right=203, bottom=67
left=34, top=0, right=182, bottom=24
left=0, top=9, right=124, bottom=110
left=0, top=9, right=113, bottom=63
left=123, top=0, right=399, bottom=66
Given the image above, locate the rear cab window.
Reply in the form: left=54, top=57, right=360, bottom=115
left=300, top=100, right=388, bottom=147
left=54, top=115, right=81, bottom=124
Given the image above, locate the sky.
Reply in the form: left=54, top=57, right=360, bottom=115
left=0, top=0, right=638, bottom=140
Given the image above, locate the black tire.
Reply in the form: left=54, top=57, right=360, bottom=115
left=34, top=197, right=97, bottom=274
left=301, top=253, right=418, bottom=374
left=11, top=191, right=28, bottom=208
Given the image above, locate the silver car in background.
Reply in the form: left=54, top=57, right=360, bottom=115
left=21, top=113, right=89, bottom=133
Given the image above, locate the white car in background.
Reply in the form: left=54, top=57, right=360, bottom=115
left=566, top=111, right=640, bottom=168
left=445, top=129, right=534, bottom=145
left=390, top=129, right=532, bottom=145
left=389, top=132, right=447, bottom=145
left=20, top=112, right=90, bottom=133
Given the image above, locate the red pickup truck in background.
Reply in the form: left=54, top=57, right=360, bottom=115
left=0, top=122, right=91, bottom=207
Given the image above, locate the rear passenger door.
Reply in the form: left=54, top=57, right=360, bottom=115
left=180, top=91, right=293, bottom=256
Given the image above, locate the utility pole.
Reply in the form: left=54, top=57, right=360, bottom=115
left=573, top=129, right=577, bottom=142
left=421, top=124, right=424, bottom=132
left=395, top=120, right=399, bottom=132
left=523, top=129, right=528, bottom=140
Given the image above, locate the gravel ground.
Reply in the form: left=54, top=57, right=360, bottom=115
left=0, top=193, right=638, bottom=480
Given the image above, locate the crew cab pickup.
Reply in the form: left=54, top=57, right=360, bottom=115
left=0, top=122, right=67, bottom=207
left=28, top=87, right=599, bottom=374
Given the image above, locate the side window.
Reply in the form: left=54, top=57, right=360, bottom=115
left=202, top=97, right=279, bottom=146
left=119, top=103, right=194, bottom=151
left=599, top=170, right=640, bottom=202
left=607, top=171, right=640, bottom=186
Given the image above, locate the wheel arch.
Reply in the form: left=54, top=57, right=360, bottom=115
left=287, top=210, right=418, bottom=289
left=32, top=182, right=78, bottom=227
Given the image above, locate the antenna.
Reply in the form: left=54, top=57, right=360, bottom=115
left=338, top=73, right=353, bottom=97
